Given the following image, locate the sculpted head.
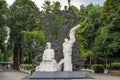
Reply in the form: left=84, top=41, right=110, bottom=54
left=46, top=42, right=51, bottom=49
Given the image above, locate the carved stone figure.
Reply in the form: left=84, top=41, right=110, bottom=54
left=36, top=42, right=58, bottom=71
left=35, top=24, right=81, bottom=72
left=58, top=24, right=81, bottom=71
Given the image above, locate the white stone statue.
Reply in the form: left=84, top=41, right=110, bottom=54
left=36, top=24, right=81, bottom=72
left=58, top=24, right=81, bottom=71
left=36, top=42, right=58, bottom=71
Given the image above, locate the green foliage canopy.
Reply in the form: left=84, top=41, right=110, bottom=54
left=93, top=0, right=120, bottom=60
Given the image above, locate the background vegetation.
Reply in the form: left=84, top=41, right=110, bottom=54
left=0, top=0, right=119, bottom=69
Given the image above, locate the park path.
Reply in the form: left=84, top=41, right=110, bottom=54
left=0, top=66, right=29, bottom=80
left=75, top=72, right=120, bottom=80
left=86, top=72, right=120, bottom=80
left=1, top=71, right=119, bottom=80
left=0, top=66, right=120, bottom=80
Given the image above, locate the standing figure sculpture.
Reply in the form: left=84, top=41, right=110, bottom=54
left=36, top=42, right=58, bottom=71
left=58, top=24, right=81, bottom=71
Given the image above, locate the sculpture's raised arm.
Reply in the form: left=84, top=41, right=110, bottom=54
left=69, top=24, right=81, bottom=44
left=70, top=24, right=81, bottom=33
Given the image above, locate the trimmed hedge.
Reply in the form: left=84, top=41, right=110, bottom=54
left=19, top=65, right=35, bottom=70
left=30, top=68, right=35, bottom=74
left=92, top=64, right=104, bottom=73
left=110, top=62, right=120, bottom=70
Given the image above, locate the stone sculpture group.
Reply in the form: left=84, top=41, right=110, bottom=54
left=36, top=24, right=81, bottom=72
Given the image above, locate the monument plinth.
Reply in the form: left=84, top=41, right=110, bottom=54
left=29, top=71, right=86, bottom=80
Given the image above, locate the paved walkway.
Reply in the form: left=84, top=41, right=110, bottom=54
left=0, top=66, right=29, bottom=80
left=81, top=72, right=120, bottom=80
left=0, top=66, right=120, bottom=80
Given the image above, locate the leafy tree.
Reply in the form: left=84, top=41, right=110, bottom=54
left=75, top=4, right=103, bottom=68
left=52, top=1, right=61, bottom=12
left=0, top=0, right=7, bottom=47
left=103, top=0, right=120, bottom=56
left=0, top=0, right=7, bottom=61
left=0, top=49, right=4, bottom=61
left=93, top=0, right=120, bottom=65
left=93, top=27, right=110, bottom=63
left=68, top=0, right=71, bottom=8
left=7, top=0, right=39, bottom=68
left=42, top=1, right=52, bottom=12
left=21, top=30, right=46, bottom=63
left=77, top=4, right=103, bottom=59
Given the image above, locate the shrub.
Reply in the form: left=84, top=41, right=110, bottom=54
left=110, top=62, right=120, bottom=70
left=83, top=64, right=90, bottom=69
left=26, top=66, right=35, bottom=70
left=19, top=65, right=35, bottom=70
left=30, top=68, right=35, bottom=74
left=92, top=64, right=104, bottom=73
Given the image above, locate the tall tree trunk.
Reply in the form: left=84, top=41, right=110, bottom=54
left=20, top=46, right=24, bottom=64
left=21, top=46, right=24, bottom=64
left=29, top=53, right=31, bottom=64
left=106, top=57, right=108, bottom=69
left=4, top=52, right=6, bottom=61
left=3, top=47, right=6, bottom=61
left=89, top=55, right=92, bottom=69
left=13, top=46, right=18, bottom=69
left=18, top=47, right=20, bottom=67
left=13, top=45, right=21, bottom=69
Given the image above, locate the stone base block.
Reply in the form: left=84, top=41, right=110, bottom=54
left=22, top=71, right=96, bottom=80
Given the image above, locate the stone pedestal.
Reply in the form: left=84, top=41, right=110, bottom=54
left=22, top=71, right=96, bottom=80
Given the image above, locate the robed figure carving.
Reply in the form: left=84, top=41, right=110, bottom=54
left=36, top=42, right=58, bottom=71
left=58, top=24, right=81, bottom=71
